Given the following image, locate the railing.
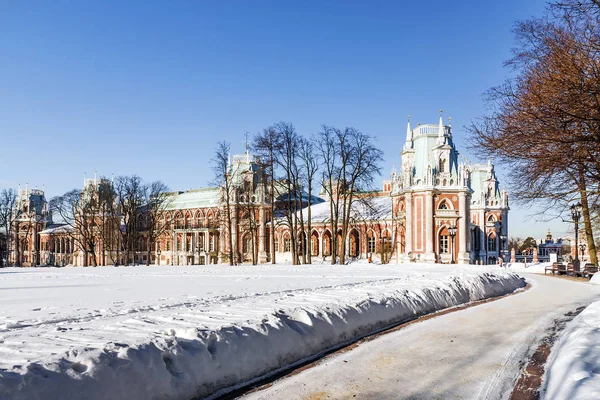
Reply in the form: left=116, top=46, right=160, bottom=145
left=435, top=209, right=459, bottom=218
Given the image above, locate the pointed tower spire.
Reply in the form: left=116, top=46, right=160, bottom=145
left=404, top=115, right=413, bottom=150
left=84, top=172, right=87, bottom=187
left=227, top=147, right=231, bottom=170
left=438, top=109, right=444, bottom=138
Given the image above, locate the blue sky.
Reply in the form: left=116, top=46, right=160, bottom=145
left=0, top=0, right=564, bottom=239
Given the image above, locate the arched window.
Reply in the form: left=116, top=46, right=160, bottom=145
left=488, top=234, right=496, bottom=251
left=284, top=235, right=291, bottom=252
left=273, top=236, right=279, bottom=253
left=439, top=230, right=449, bottom=253
left=243, top=234, right=252, bottom=254
left=367, top=233, right=376, bottom=254
left=487, top=214, right=495, bottom=222
left=439, top=158, right=446, bottom=173
left=311, top=231, right=319, bottom=256
left=439, top=201, right=448, bottom=210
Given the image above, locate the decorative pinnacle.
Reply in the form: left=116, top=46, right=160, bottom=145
left=439, top=109, right=443, bottom=116
left=408, top=114, right=410, bottom=121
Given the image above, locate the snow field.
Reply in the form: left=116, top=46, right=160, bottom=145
left=542, top=300, right=600, bottom=399
left=0, top=264, right=525, bottom=400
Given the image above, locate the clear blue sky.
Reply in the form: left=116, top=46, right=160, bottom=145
left=0, top=0, right=564, bottom=240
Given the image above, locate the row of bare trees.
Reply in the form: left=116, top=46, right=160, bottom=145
left=0, top=189, right=17, bottom=266
left=470, top=0, right=600, bottom=265
left=49, top=176, right=171, bottom=267
left=213, top=122, right=383, bottom=266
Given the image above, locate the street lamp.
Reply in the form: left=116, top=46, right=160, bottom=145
left=157, top=248, right=161, bottom=266
left=500, top=234, right=507, bottom=261
left=571, top=202, right=582, bottom=266
left=448, top=225, right=457, bottom=264
left=580, top=243, right=586, bottom=262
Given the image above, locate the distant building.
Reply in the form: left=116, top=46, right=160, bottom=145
left=537, top=229, right=564, bottom=262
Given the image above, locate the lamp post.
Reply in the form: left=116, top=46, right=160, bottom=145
left=157, top=248, right=161, bottom=266
left=448, top=225, right=457, bottom=264
left=571, top=202, right=582, bottom=267
left=500, top=234, right=507, bottom=261
left=580, top=243, right=586, bottom=262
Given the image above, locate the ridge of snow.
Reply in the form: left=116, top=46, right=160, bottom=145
left=542, top=299, right=600, bottom=399
left=0, top=264, right=525, bottom=400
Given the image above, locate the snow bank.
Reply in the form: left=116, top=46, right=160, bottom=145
left=542, top=300, right=600, bottom=399
left=589, top=273, right=600, bottom=285
left=0, top=264, right=525, bottom=400
left=504, top=262, right=551, bottom=274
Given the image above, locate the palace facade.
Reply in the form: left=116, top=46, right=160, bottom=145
left=9, top=114, right=509, bottom=267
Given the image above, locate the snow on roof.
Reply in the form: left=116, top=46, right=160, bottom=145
left=165, top=188, right=221, bottom=211
left=289, top=195, right=392, bottom=224
left=38, top=224, right=72, bottom=235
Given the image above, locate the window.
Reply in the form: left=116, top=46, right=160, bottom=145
left=284, top=236, right=291, bottom=252
left=488, top=235, right=496, bottom=251
left=274, top=237, right=279, bottom=253
left=176, top=237, right=181, bottom=251
left=367, top=235, right=376, bottom=254
left=243, top=235, right=252, bottom=253
left=439, top=159, right=446, bottom=173
left=186, top=236, right=192, bottom=252
left=439, top=201, right=448, bottom=210
left=167, top=241, right=171, bottom=251
left=487, top=214, right=495, bottom=222
left=440, top=234, right=449, bottom=253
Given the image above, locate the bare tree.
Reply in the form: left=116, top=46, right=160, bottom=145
left=96, top=179, right=118, bottom=266
left=212, top=141, right=236, bottom=265
left=0, top=189, right=16, bottom=267
left=317, top=126, right=343, bottom=264
left=253, top=127, right=279, bottom=264
left=297, top=137, right=319, bottom=264
left=143, top=181, right=172, bottom=266
left=114, top=176, right=145, bottom=265
left=469, top=0, right=600, bottom=265
left=317, top=126, right=383, bottom=264
left=50, top=187, right=102, bottom=267
left=272, top=122, right=303, bottom=265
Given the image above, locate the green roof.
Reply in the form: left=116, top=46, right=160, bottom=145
left=165, top=187, right=221, bottom=210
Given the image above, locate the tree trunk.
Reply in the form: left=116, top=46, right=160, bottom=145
left=579, top=176, right=598, bottom=265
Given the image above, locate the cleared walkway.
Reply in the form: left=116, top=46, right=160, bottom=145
left=242, top=274, right=600, bottom=400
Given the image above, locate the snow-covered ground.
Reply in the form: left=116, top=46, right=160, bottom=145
left=542, top=299, right=600, bottom=399
left=0, top=263, right=525, bottom=400
left=504, top=261, right=551, bottom=274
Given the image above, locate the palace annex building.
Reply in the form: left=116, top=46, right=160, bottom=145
left=9, top=114, right=509, bottom=267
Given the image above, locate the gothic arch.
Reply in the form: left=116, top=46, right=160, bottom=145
left=437, top=225, right=450, bottom=255
left=311, top=230, right=320, bottom=256
left=322, top=230, right=332, bottom=257
left=438, top=199, right=453, bottom=210
left=348, top=229, right=360, bottom=257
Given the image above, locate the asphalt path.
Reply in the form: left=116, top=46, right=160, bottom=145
left=241, top=274, right=600, bottom=400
